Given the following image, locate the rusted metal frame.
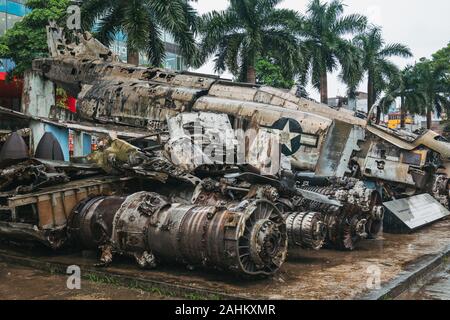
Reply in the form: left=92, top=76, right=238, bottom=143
left=0, top=221, right=49, bottom=243
left=7, top=177, right=129, bottom=228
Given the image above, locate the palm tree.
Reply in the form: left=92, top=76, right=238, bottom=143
left=379, top=66, right=425, bottom=128
left=197, top=0, right=304, bottom=84
left=301, top=0, right=367, bottom=104
left=352, top=26, right=412, bottom=113
left=414, top=58, right=450, bottom=129
left=81, top=0, right=198, bottom=66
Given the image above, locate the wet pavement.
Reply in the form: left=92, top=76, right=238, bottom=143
left=0, top=218, right=449, bottom=300
left=0, top=262, right=180, bottom=300
left=399, top=262, right=450, bottom=300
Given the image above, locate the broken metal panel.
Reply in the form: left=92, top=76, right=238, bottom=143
left=167, top=112, right=236, bottom=147
left=414, top=131, right=450, bottom=159
left=363, top=157, right=416, bottom=186
left=46, top=23, right=118, bottom=61
left=367, top=125, right=450, bottom=160
left=150, top=69, right=217, bottom=90
left=383, top=194, right=450, bottom=232
left=316, top=121, right=366, bottom=178
left=245, top=128, right=284, bottom=176
left=166, top=112, right=238, bottom=172
left=33, top=57, right=215, bottom=101
left=29, top=116, right=154, bottom=141
left=366, top=125, right=418, bottom=151
left=361, top=141, right=430, bottom=187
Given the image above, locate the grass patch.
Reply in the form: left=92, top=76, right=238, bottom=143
left=83, top=273, right=221, bottom=300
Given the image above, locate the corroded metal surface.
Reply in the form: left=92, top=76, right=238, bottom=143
left=292, top=179, right=384, bottom=250
left=2, top=23, right=450, bottom=283
left=0, top=176, right=132, bottom=248
left=69, top=192, right=288, bottom=277
left=31, top=26, right=450, bottom=212
left=286, top=212, right=326, bottom=250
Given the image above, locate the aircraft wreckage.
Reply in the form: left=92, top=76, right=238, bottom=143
left=0, top=25, right=449, bottom=277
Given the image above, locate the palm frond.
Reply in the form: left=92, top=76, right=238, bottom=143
left=264, top=9, right=304, bottom=30
left=81, top=0, right=118, bottom=32
left=94, top=4, right=124, bottom=47
left=198, top=10, right=240, bottom=62
left=229, top=0, right=254, bottom=26
left=145, top=16, right=165, bottom=67
left=256, top=0, right=284, bottom=17
left=123, top=0, right=149, bottom=51
left=332, top=14, right=367, bottom=35
left=379, top=43, right=412, bottom=59
left=326, top=0, right=344, bottom=26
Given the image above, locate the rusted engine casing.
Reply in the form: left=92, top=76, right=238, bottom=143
left=69, top=192, right=288, bottom=277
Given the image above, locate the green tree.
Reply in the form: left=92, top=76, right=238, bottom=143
left=81, top=0, right=199, bottom=66
left=432, top=42, right=450, bottom=70
left=379, top=66, right=425, bottom=128
left=255, top=58, right=295, bottom=89
left=352, top=26, right=412, bottom=114
left=0, top=0, right=70, bottom=77
left=415, top=58, right=450, bottom=129
left=301, top=0, right=367, bottom=104
left=198, top=0, right=303, bottom=84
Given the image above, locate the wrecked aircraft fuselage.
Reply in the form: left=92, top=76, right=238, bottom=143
left=0, top=25, right=449, bottom=277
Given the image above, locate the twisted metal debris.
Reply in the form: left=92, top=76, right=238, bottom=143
left=0, top=24, right=449, bottom=279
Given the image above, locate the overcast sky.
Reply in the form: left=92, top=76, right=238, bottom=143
left=192, top=0, right=450, bottom=101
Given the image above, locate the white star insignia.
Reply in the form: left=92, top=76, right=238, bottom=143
left=280, top=121, right=300, bottom=153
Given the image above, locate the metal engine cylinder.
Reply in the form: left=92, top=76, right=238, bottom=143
left=68, top=195, right=128, bottom=249
left=69, top=192, right=288, bottom=277
left=286, top=212, right=326, bottom=250
left=298, top=183, right=384, bottom=250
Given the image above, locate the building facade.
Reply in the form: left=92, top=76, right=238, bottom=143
left=109, top=31, right=186, bottom=71
left=0, top=0, right=29, bottom=109
left=0, top=0, right=30, bottom=73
